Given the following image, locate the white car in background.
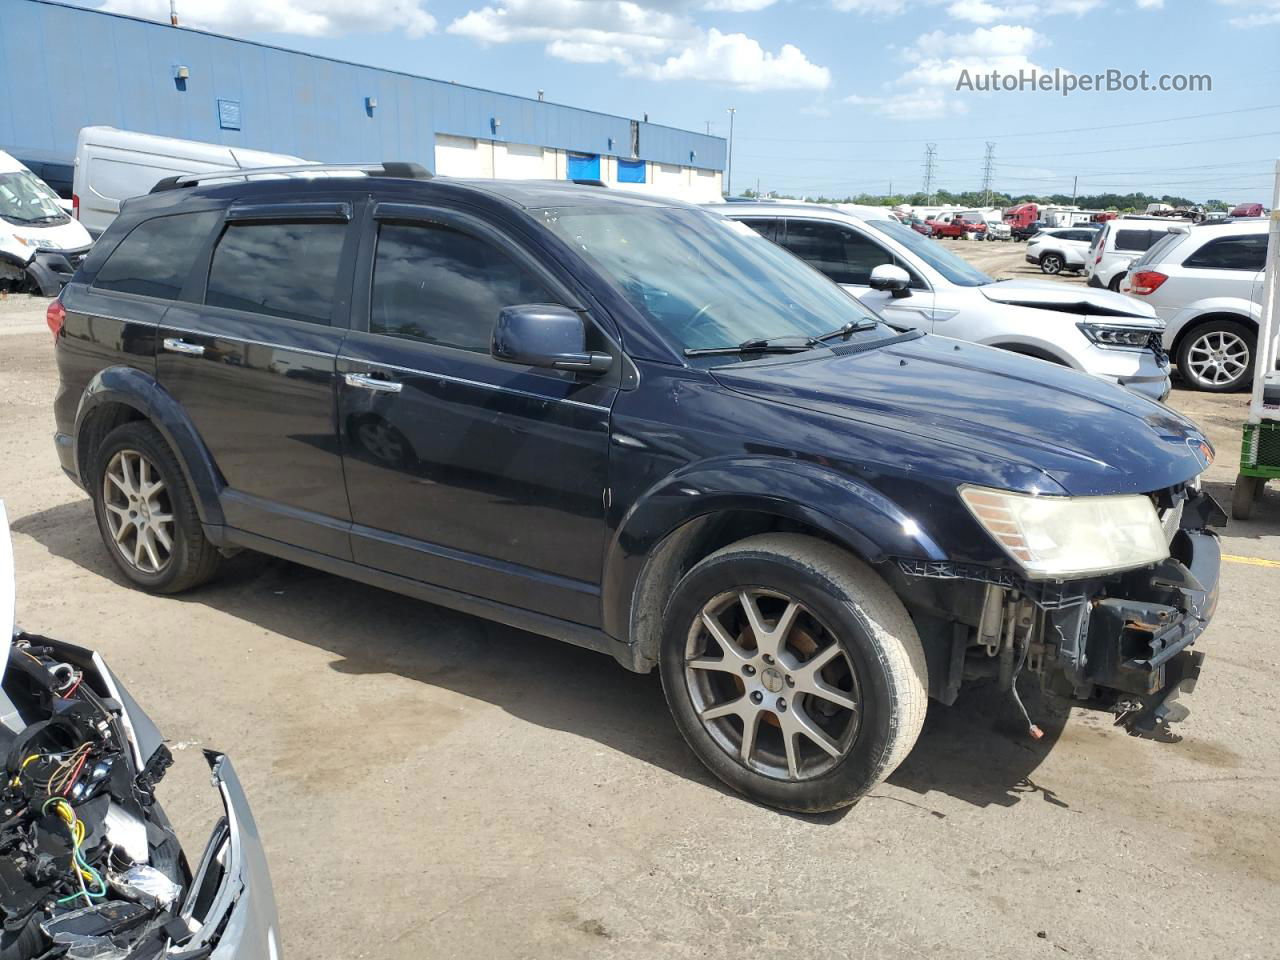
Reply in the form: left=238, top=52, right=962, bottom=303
left=0, top=150, right=93, bottom=295
left=1025, top=226, right=1098, bottom=275
left=1120, top=218, right=1269, bottom=392
left=714, top=202, right=1171, bottom=401
left=1086, top=217, right=1190, bottom=292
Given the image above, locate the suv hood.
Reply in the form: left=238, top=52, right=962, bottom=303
left=979, top=279, right=1158, bottom=320
left=711, top=333, right=1208, bottom=496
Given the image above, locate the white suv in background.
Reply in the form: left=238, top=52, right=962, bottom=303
left=1086, top=218, right=1189, bottom=292
left=1025, top=227, right=1098, bottom=275
left=1120, top=218, right=1268, bottom=392
left=714, top=203, right=1171, bottom=401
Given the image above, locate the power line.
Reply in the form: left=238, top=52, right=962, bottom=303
left=737, top=102, right=1280, bottom=143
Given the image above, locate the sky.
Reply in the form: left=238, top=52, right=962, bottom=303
left=71, top=0, right=1280, bottom=204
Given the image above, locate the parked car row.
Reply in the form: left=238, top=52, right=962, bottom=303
left=46, top=166, right=1223, bottom=813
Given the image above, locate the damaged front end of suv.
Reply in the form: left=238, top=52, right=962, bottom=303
left=0, top=505, right=281, bottom=960
left=893, top=477, right=1224, bottom=740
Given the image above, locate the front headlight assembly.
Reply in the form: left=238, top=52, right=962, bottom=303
left=1077, top=321, right=1161, bottom=349
left=960, top=485, right=1169, bottom=579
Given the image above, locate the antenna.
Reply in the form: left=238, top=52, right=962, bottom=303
left=981, top=142, right=996, bottom=207
left=923, top=143, right=937, bottom=205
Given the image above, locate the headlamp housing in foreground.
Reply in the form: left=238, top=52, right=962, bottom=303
left=960, top=485, right=1169, bottom=580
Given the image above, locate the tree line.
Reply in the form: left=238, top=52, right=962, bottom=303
left=738, top=188, right=1240, bottom=213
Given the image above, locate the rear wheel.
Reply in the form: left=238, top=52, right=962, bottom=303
left=91, top=421, right=221, bottom=593
left=1108, top=273, right=1123, bottom=292
left=659, top=534, right=928, bottom=812
left=1176, top=320, right=1256, bottom=392
left=1040, top=253, right=1064, bottom=275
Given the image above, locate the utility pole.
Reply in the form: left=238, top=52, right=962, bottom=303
left=923, top=143, right=937, bottom=205
left=169, top=0, right=178, bottom=25
left=725, top=107, right=737, bottom=197
left=1071, top=175, right=1079, bottom=206
left=981, top=142, right=996, bottom=208
left=705, top=121, right=712, bottom=134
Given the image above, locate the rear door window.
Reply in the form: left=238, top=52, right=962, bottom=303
left=92, top=211, right=220, bottom=299
left=205, top=221, right=348, bottom=324
left=1182, top=234, right=1268, bottom=271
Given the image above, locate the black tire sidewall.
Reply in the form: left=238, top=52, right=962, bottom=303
left=91, top=423, right=201, bottom=592
left=1176, top=320, right=1256, bottom=393
left=659, top=552, right=901, bottom=812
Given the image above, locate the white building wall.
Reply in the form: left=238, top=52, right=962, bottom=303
left=432, top=134, right=722, bottom=202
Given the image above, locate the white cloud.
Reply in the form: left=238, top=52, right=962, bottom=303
left=830, top=0, right=907, bottom=12
left=847, top=24, right=1047, bottom=119
left=1135, top=0, right=1164, bottom=8
left=448, top=1, right=830, bottom=90
left=1215, top=0, right=1280, bottom=26
left=642, top=29, right=831, bottom=89
left=836, top=0, right=1101, bottom=19
left=702, top=0, right=780, bottom=10
left=100, top=0, right=436, bottom=36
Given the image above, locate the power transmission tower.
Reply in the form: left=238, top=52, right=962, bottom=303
left=981, top=142, right=996, bottom=207
left=923, top=144, right=937, bottom=204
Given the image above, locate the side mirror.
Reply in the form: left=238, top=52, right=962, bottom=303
left=491, top=304, right=613, bottom=374
left=869, top=264, right=912, bottom=299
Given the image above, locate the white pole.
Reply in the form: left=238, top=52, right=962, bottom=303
left=1248, top=158, right=1280, bottom=425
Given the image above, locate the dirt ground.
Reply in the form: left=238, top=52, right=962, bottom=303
left=1, top=276, right=1277, bottom=959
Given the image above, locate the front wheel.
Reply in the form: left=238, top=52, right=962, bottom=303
left=1040, top=254, right=1064, bottom=275
left=659, top=534, right=928, bottom=812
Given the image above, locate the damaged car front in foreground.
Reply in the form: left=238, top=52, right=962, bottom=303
left=0, top=505, right=280, bottom=959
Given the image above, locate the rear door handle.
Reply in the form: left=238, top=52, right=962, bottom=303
left=344, top=372, right=403, bottom=394
left=162, top=337, right=205, bottom=357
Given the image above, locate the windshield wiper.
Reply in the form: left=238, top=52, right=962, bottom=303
left=684, top=335, right=817, bottom=358
left=812, top=318, right=878, bottom=342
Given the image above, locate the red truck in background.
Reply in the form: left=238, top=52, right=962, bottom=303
left=928, top=213, right=986, bottom=239
left=1004, top=202, right=1040, bottom=240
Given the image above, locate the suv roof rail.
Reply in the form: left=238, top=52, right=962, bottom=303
left=149, top=161, right=432, bottom=194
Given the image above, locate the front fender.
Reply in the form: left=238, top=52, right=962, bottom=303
left=600, top=456, right=948, bottom=641
left=74, top=366, right=226, bottom=528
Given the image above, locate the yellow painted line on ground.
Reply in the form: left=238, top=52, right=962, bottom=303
left=1222, top=554, right=1280, bottom=569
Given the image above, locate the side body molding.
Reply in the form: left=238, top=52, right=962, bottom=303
left=73, top=365, right=227, bottom=531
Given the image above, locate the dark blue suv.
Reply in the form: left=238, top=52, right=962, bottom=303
left=50, top=165, right=1223, bottom=811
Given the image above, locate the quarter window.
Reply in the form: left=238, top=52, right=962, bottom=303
left=1183, top=234, right=1267, bottom=271
left=205, top=221, right=347, bottom=324
left=370, top=222, right=557, bottom=352
left=93, top=211, right=219, bottom=300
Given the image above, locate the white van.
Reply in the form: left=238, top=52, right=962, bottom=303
left=0, top=150, right=93, bottom=295
left=73, top=127, right=307, bottom=236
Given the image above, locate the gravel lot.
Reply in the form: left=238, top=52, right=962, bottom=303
left=1, top=268, right=1276, bottom=959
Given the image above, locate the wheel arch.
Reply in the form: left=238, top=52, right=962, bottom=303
left=986, top=341, right=1075, bottom=367
left=74, top=366, right=226, bottom=529
left=602, top=459, right=947, bottom=671
left=1169, top=310, right=1259, bottom=360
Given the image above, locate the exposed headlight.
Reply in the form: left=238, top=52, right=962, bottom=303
left=13, top=235, right=57, bottom=250
left=960, top=485, right=1169, bottom=579
left=1077, top=321, right=1160, bottom=349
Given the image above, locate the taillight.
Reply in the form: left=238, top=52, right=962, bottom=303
left=46, top=299, right=66, bottom=343
left=71, top=193, right=80, bottom=219
left=1129, top=271, right=1168, bottom=296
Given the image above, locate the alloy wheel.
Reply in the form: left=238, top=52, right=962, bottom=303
left=684, top=589, right=861, bottom=781
left=101, top=449, right=175, bottom=574
left=1185, top=330, right=1250, bottom=388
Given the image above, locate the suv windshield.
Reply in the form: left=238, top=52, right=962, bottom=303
left=865, top=219, right=993, bottom=286
left=0, top=169, right=68, bottom=225
left=538, top=206, right=893, bottom=355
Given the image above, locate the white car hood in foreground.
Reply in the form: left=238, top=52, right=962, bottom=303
left=979, top=279, right=1159, bottom=320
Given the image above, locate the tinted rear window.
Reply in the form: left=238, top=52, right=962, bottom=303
left=1183, top=234, right=1268, bottom=271
left=93, top=211, right=219, bottom=300
left=205, top=221, right=347, bottom=324
left=1114, top=229, right=1160, bottom=252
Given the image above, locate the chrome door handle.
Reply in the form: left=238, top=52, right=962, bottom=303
left=344, top=371, right=402, bottom=394
left=162, top=337, right=205, bottom=357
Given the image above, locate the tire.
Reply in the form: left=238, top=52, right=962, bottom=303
left=658, top=534, right=928, bottom=812
left=1175, top=320, right=1256, bottom=392
left=1040, top=253, right=1064, bottom=275
left=1108, top=273, right=1123, bottom=292
left=91, top=421, right=221, bottom=593
left=1232, top=474, right=1260, bottom=521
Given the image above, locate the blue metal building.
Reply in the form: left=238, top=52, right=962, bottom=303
left=0, top=0, right=726, bottom=194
